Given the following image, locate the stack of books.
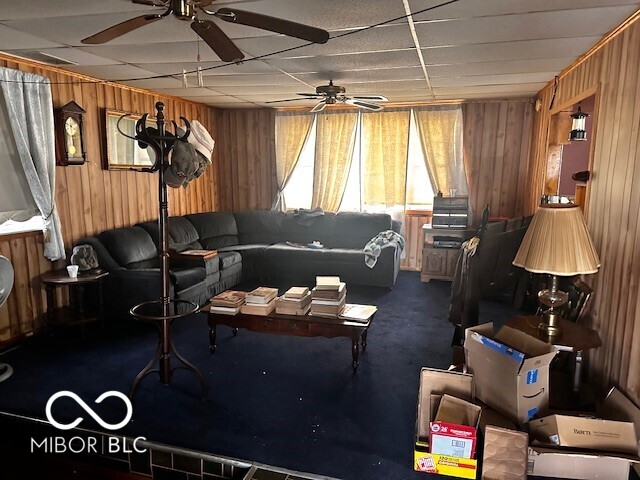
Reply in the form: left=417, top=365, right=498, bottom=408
left=339, top=304, right=377, bottom=323
left=240, top=286, right=278, bottom=316
left=310, top=276, right=347, bottom=318
left=275, top=286, right=312, bottom=315
left=209, top=290, right=246, bottom=315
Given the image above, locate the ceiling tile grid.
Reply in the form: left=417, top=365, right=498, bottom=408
left=0, top=0, right=638, bottom=108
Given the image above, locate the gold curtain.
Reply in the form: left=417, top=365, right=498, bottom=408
left=312, top=112, right=358, bottom=212
left=361, top=110, right=410, bottom=207
left=273, top=112, right=314, bottom=210
left=414, top=106, right=467, bottom=196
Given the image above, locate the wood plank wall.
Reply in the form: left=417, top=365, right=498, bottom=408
left=463, top=100, right=534, bottom=225
left=213, top=109, right=277, bottom=211
left=400, top=212, right=433, bottom=271
left=0, top=55, right=218, bottom=343
left=527, top=18, right=640, bottom=403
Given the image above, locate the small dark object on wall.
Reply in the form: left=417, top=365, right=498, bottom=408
left=571, top=171, right=590, bottom=182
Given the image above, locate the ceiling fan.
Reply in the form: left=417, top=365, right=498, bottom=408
left=81, top=0, right=329, bottom=62
left=267, top=80, right=389, bottom=112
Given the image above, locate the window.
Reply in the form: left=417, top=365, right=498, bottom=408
left=0, top=93, right=43, bottom=235
left=279, top=107, right=460, bottom=213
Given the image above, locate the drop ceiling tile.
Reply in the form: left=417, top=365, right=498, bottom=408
left=433, top=83, right=547, bottom=96
left=236, top=23, right=415, bottom=58
left=27, top=47, right=121, bottom=66
left=346, top=79, right=431, bottom=94
left=154, top=87, right=225, bottom=97
left=0, top=0, right=159, bottom=20
left=266, top=50, right=420, bottom=73
left=134, top=60, right=279, bottom=76
left=434, top=92, right=533, bottom=100
left=410, top=0, right=640, bottom=21
left=292, top=67, right=426, bottom=85
left=414, top=6, right=639, bottom=47
left=421, top=36, right=602, bottom=64
left=78, top=42, right=226, bottom=64
left=214, top=0, right=408, bottom=30
left=427, top=58, right=576, bottom=77
left=0, top=24, right=62, bottom=50
left=431, top=72, right=556, bottom=88
left=123, top=77, right=184, bottom=90
left=62, top=64, right=159, bottom=81
left=201, top=73, right=305, bottom=87
left=208, top=84, right=310, bottom=95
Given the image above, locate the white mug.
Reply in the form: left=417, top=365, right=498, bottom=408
left=66, top=265, right=79, bottom=278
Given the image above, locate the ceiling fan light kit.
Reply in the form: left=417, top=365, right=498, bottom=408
left=82, top=0, right=329, bottom=63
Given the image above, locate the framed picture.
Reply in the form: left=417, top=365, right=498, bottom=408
left=104, top=109, right=156, bottom=170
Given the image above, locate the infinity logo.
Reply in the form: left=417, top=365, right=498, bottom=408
left=45, top=391, right=132, bottom=431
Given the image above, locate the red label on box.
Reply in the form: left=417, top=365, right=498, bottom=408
left=430, top=422, right=477, bottom=459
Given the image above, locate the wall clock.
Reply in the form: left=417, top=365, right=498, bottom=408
left=55, top=101, right=87, bottom=166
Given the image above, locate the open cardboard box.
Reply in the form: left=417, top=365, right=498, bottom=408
left=464, top=323, right=557, bottom=424
left=527, top=387, right=640, bottom=479
left=414, top=368, right=478, bottom=478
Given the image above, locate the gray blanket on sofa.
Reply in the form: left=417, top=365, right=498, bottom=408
left=363, top=230, right=405, bottom=268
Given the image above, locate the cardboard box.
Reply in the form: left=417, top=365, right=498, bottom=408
left=430, top=422, right=477, bottom=459
left=414, top=368, right=478, bottom=478
left=464, top=323, right=557, bottom=424
left=529, top=414, right=638, bottom=454
left=481, top=426, right=528, bottom=480
left=527, top=387, right=640, bottom=480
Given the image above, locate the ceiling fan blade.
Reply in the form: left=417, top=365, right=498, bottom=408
left=81, top=14, right=163, bottom=44
left=346, top=99, right=385, bottom=111
left=310, top=101, right=327, bottom=113
left=191, top=20, right=244, bottom=62
left=131, top=0, right=167, bottom=6
left=265, top=98, right=308, bottom=104
left=351, top=95, right=388, bottom=101
left=297, top=93, right=323, bottom=98
left=215, top=8, right=329, bottom=44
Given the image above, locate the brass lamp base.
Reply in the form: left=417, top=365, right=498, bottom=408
left=538, top=310, right=563, bottom=337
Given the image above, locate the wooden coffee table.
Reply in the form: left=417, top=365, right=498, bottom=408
left=206, top=308, right=375, bottom=371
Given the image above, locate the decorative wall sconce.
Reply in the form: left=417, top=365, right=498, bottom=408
left=570, top=106, right=589, bottom=141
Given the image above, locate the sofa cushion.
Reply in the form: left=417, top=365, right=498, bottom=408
left=126, top=258, right=160, bottom=270
left=168, top=216, right=201, bottom=248
left=280, top=212, right=337, bottom=247
left=218, top=251, right=242, bottom=270
left=185, top=212, right=239, bottom=249
left=97, top=226, right=157, bottom=266
left=333, top=212, right=392, bottom=249
left=170, top=267, right=206, bottom=289
left=234, top=210, right=285, bottom=244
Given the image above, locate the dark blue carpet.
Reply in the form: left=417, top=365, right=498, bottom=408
left=0, top=272, right=521, bottom=479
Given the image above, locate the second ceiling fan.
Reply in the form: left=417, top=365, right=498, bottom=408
left=81, top=0, right=329, bottom=62
left=267, top=80, right=388, bottom=112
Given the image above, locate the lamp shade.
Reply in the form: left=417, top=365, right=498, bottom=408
left=513, top=204, right=600, bottom=275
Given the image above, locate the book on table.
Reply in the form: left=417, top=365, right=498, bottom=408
left=240, top=298, right=276, bottom=316
left=210, top=305, right=242, bottom=315
left=275, top=303, right=311, bottom=316
left=276, top=292, right=312, bottom=309
left=210, top=290, right=247, bottom=307
left=315, top=276, right=341, bottom=290
left=245, top=287, right=278, bottom=305
left=284, top=286, right=310, bottom=299
left=310, top=296, right=346, bottom=317
left=311, top=282, right=346, bottom=300
left=339, top=304, right=377, bottom=322
left=178, top=249, right=218, bottom=259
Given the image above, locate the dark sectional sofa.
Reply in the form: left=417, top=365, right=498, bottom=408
left=77, top=210, right=402, bottom=318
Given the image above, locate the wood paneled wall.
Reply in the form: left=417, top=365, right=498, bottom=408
left=400, top=212, right=433, bottom=271
left=213, top=109, right=277, bottom=211
left=527, top=17, right=640, bottom=403
left=463, top=100, right=534, bottom=225
left=0, top=55, right=218, bottom=343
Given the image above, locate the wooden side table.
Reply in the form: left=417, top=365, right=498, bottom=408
left=504, top=315, right=602, bottom=393
left=420, top=223, right=475, bottom=282
left=40, top=269, right=109, bottom=328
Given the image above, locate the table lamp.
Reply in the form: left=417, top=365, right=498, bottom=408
left=513, top=204, right=600, bottom=336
